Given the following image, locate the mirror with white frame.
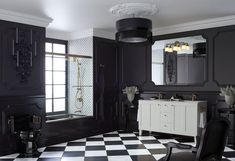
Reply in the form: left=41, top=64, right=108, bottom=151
left=152, top=35, right=207, bottom=86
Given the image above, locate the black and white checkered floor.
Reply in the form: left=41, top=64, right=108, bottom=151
left=0, top=131, right=235, bottom=161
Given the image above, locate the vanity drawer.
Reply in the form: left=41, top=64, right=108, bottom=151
left=160, top=104, right=174, bottom=113
left=160, top=112, right=172, bottom=123
left=160, top=122, right=172, bottom=132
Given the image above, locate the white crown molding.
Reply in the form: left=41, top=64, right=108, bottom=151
left=0, top=9, right=53, bottom=27
left=93, top=28, right=115, bottom=40
left=46, top=29, right=71, bottom=40
left=54, top=28, right=115, bottom=40
left=47, top=14, right=235, bottom=41
left=153, top=15, right=235, bottom=36
left=68, top=29, right=94, bottom=40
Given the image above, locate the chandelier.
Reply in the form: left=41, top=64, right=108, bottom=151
left=164, top=41, right=190, bottom=53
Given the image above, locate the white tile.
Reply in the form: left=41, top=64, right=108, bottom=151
left=89, top=134, right=103, bottom=138
left=144, top=144, right=166, bottom=149
left=138, top=136, right=156, bottom=140
left=50, top=142, right=67, bottom=147
left=225, top=147, right=235, bottom=152
left=71, top=138, right=86, bottom=142
left=228, top=158, right=235, bottom=161
left=86, top=141, right=105, bottom=146
left=14, top=159, right=38, bottom=161
left=105, top=145, right=126, bottom=150
left=108, top=156, right=132, bottom=161
left=153, top=154, right=166, bottom=161
left=61, top=157, right=84, bottom=161
left=85, top=150, right=107, bottom=157
left=105, top=131, right=118, bottom=134
left=122, top=140, right=142, bottom=145
left=158, top=139, right=178, bottom=144
left=38, top=147, right=46, bottom=152
left=103, top=137, right=121, bottom=141
left=65, top=146, right=86, bottom=151
left=0, top=153, right=19, bottom=159
left=119, top=133, right=136, bottom=137
left=39, top=152, right=64, bottom=158
left=127, top=149, right=151, bottom=155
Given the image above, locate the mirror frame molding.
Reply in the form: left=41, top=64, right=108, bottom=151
left=144, top=31, right=209, bottom=91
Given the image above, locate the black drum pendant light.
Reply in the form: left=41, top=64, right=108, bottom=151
left=110, top=3, right=157, bottom=43
left=116, top=18, right=152, bottom=43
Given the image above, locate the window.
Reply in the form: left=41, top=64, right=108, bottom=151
left=152, top=49, right=164, bottom=85
left=45, top=39, right=67, bottom=115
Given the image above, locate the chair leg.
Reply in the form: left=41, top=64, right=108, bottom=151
left=164, top=146, right=173, bottom=161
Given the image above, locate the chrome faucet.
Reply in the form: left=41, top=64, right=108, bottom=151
left=158, top=92, right=163, bottom=99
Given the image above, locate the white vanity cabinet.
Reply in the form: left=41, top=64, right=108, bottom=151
left=138, top=100, right=207, bottom=137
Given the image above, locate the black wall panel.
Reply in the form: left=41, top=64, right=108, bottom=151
left=118, top=25, right=235, bottom=144
left=214, top=29, right=235, bottom=86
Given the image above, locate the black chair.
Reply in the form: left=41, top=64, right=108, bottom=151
left=162, top=117, right=230, bottom=161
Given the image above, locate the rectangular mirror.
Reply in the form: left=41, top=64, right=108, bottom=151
left=152, top=35, right=207, bottom=86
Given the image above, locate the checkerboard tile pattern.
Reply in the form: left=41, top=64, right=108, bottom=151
left=0, top=131, right=234, bottom=161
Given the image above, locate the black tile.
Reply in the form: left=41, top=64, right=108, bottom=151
left=0, top=159, right=14, bottom=161
left=17, top=153, right=41, bottom=158
left=141, top=140, right=160, bottom=144
left=44, top=147, right=65, bottom=151
left=118, top=131, right=130, bottom=133
left=131, top=155, right=156, bottom=161
left=148, top=149, right=167, bottom=155
left=37, top=158, right=61, bottom=161
left=67, top=142, right=86, bottom=146
left=154, top=135, right=173, bottom=139
left=86, top=146, right=106, bottom=151
left=175, top=137, right=194, bottom=143
left=228, top=145, right=235, bottom=150
left=223, top=151, right=235, bottom=158
left=84, top=156, right=108, bottom=161
left=104, top=141, right=123, bottom=145
left=107, top=150, right=129, bottom=156
left=125, top=144, right=146, bottom=149
left=87, top=138, right=104, bottom=141
left=103, top=134, right=119, bottom=137
left=135, top=133, right=151, bottom=136
left=121, top=137, right=138, bottom=140
left=63, top=151, right=85, bottom=157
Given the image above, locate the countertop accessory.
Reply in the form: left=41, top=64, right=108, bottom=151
left=123, top=86, right=139, bottom=108
left=220, top=86, right=235, bottom=108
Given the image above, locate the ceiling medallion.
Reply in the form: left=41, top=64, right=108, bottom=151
left=109, top=3, right=158, bottom=17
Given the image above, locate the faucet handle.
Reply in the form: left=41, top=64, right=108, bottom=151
left=192, top=93, right=197, bottom=101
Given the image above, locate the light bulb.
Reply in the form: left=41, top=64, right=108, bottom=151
left=173, top=45, right=178, bottom=51
left=181, top=44, right=187, bottom=50
left=168, top=47, right=173, bottom=52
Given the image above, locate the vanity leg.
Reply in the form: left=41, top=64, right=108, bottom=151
left=139, top=130, right=143, bottom=136
left=194, top=136, right=197, bottom=145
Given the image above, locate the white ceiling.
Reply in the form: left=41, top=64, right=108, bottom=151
left=1, top=0, right=235, bottom=36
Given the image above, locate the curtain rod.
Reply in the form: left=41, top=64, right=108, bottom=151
left=46, top=52, right=92, bottom=59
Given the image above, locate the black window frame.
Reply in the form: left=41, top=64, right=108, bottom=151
left=45, top=38, right=68, bottom=116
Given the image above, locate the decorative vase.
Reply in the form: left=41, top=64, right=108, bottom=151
left=123, top=86, right=139, bottom=108
left=225, top=95, right=235, bottom=108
